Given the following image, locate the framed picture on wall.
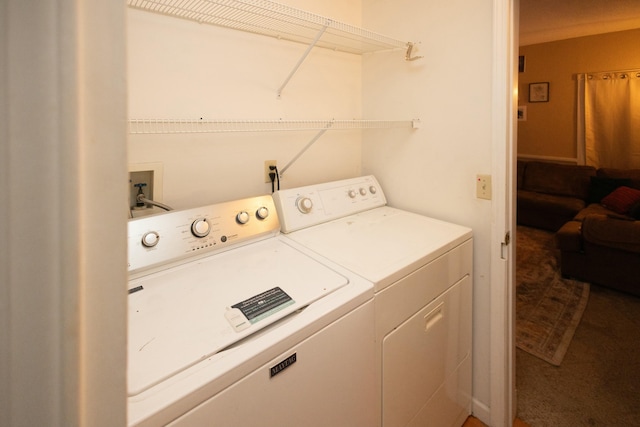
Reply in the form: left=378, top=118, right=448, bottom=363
left=529, top=82, right=549, bottom=102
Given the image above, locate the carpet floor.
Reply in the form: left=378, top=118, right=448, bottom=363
left=516, top=229, right=640, bottom=426
left=516, top=226, right=590, bottom=365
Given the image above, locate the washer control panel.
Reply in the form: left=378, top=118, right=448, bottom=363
left=128, top=195, right=279, bottom=275
left=273, top=175, right=387, bottom=233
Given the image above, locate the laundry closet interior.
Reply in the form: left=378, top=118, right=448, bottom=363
left=125, top=0, right=498, bottom=425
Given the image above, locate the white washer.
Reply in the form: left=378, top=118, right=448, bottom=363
left=274, top=176, right=473, bottom=427
left=127, top=195, right=376, bottom=426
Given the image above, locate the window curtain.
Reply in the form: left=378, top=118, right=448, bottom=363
left=576, top=70, right=640, bottom=168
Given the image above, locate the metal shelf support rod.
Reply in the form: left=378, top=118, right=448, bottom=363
left=277, top=22, right=329, bottom=98
left=280, top=122, right=333, bottom=175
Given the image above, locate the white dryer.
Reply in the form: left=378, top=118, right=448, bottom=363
left=274, top=175, right=473, bottom=427
left=127, top=195, right=376, bottom=426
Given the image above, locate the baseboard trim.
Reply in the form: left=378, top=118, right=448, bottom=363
left=471, top=398, right=491, bottom=425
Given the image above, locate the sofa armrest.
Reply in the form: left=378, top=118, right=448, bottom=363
left=556, top=221, right=582, bottom=252
left=582, top=214, right=640, bottom=254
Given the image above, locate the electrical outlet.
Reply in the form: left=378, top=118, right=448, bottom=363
left=264, top=160, right=277, bottom=183
left=476, top=174, right=492, bottom=200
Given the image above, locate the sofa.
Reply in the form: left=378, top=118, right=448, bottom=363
left=517, top=160, right=596, bottom=231
left=518, top=160, right=640, bottom=296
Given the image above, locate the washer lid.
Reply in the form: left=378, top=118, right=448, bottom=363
left=127, top=238, right=348, bottom=396
left=285, top=207, right=472, bottom=292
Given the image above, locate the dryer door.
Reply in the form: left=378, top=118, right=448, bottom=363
left=382, top=275, right=472, bottom=427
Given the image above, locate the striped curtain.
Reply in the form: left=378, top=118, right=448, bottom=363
left=576, top=70, right=640, bottom=168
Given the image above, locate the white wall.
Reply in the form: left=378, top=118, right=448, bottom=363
left=127, top=0, right=364, bottom=209
left=2, top=1, right=127, bottom=426
left=361, top=0, right=495, bottom=416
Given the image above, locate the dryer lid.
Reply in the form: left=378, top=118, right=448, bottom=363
left=285, top=207, right=472, bottom=291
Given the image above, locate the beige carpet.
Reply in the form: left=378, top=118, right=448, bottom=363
left=516, top=226, right=590, bottom=365
left=516, top=283, right=640, bottom=425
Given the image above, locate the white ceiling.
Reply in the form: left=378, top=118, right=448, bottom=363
left=519, top=0, right=640, bottom=46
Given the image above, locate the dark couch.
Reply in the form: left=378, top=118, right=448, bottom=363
left=517, top=161, right=596, bottom=231
left=518, top=161, right=640, bottom=296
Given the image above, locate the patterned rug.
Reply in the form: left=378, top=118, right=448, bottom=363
left=516, top=225, right=590, bottom=366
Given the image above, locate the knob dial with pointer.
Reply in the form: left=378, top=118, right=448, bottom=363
left=191, top=218, right=210, bottom=237
left=296, top=197, right=313, bottom=214
left=141, top=231, right=160, bottom=247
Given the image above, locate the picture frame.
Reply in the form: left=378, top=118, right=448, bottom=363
left=529, top=82, right=549, bottom=103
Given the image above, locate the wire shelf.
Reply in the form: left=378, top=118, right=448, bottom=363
left=128, top=119, right=420, bottom=134
left=127, top=0, right=410, bottom=55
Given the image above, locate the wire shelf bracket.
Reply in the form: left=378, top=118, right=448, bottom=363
left=277, top=22, right=328, bottom=98
left=279, top=123, right=332, bottom=175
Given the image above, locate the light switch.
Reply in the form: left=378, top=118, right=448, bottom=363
left=476, top=174, right=492, bottom=200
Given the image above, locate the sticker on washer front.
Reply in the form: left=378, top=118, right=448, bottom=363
left=229, top=287, right=294, bottom=330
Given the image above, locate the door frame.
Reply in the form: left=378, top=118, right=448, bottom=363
left=489, top=0, right=518, bottom=425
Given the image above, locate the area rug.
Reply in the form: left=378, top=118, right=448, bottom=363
left=516, top=225, right=590, bottom=366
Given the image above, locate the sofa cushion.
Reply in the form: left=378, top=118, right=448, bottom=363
left=582, top=214, right=640, bottom=254
left=573, top=203, right=630, bottom=222
left=521, top=161, right=596, bottom=199
left=601, top=186, right=640, bottom=214
left=587, top=176, right=631, bottom=203
left=517, top=190, right=586, bottom=216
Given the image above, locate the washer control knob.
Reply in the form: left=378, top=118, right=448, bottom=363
left=236, top=211, right=250, bottom=224
left=256, top=206, right=269, bottom=220
left=296, top=197, right=313, bottom=214
left=369, top=185, right=377, bottom=194
left=348, top=190, right=357, bottom=199
left=191, top=218, right=210, bottom=237
left=141, top=231, right=160, bottom=247
left=359, top=187, right=367, bottom=196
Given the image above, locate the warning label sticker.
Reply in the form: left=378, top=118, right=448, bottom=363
left=231, top=287, right=294, bottom=325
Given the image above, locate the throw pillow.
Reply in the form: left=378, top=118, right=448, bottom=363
left=587, top=177, right=630, bottom=203
left=601, top=186, right=640, bottom=215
